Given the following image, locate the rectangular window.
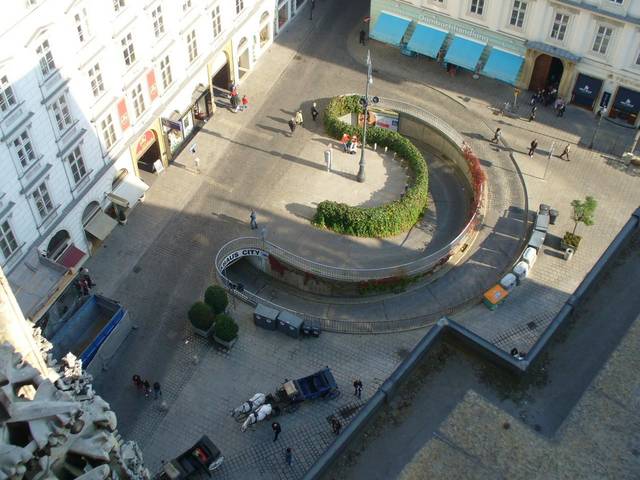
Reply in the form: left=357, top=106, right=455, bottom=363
left=121, top=33, right=136, bottom=66
left=636, top=50, right=640, bottom=65
left=510, top=0, right=527, bottom=28
left=609, top=0, right=623, bottom=4
left=592, top=26, right=613, bottom=55
left=32, top=182, right=53, bottom=220
left=236, top=0, right=244, bottom=14
left=187, top=30, right=198, bottom=63
left=212, top=5, right=222, bottom=38
left=51, top=94, right=73, bottom=132
left=0, top=76, right=17, bottom=112
left=152, top=5, right=164, bottom=38
left=67, top=147, right=87, bottom=184
left=470, top=0, right=484, bottom=15
left=160, top=55, right=172, bottom=89
left=182, top=0, right=192, bottom=11
left=12, top=130, right=36, bottom=168
left=131, top=84, right=145, bottom=117
left=74, top=8, right=90, bottom=43
left=88, top=63, right=104, bottom=98
left=36, top=39, right=56, bottom=77
left=100, top=114, right=117, bottom=149
left=0, top=221, right=18, bottom=259
left=113, top=0, right=125, bottom=12
left=550, top=13, right=569, bottom=41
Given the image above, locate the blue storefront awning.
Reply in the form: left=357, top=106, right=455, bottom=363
left=370, top=12, right=411, bottom=47
left=444, top=35, right=486, bottom=71
left=406, top=23, right=448, bottom=58
left=481, top=48, right=524, bottom=85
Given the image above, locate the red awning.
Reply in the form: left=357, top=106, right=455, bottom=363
left=57, top=245, right=86, bottom=269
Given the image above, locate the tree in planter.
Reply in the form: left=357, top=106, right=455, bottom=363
left=214, top=314, right=239, bottom=342
left=204, top=285, right=228, bottom=314
left=565, top=196, right=597, bottom=248
left=188, top=302, right=215, bottom=331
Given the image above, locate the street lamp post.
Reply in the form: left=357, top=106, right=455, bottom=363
left=357, top=50, right=373, bottom=183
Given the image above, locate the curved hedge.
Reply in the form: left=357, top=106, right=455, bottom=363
left=313, top=95, right=428, bottom=237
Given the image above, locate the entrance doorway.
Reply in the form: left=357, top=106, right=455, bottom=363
left=212, top=58, right=231, bottom=91
left=136, top=130, right=161, bottom=175
left=82, top=201, right=101, bottom=253
left=47, top=230, right=70, bottom=260
left=529, top=54, right=564, bottom=92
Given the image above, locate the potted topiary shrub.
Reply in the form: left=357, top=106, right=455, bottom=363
left=204, top=285, right=229, bottom=314
left=212, top=313, right=239, bottom=349
left=561, top=196, right=597, bottom=252
left=188, top=301, right=215, bottom=338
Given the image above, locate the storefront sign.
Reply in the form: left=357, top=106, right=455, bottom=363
left=572, top=74, right=602, bottom=108
left=117, top=99, right=130, bottom=131
left=370, top=107, right=399, bottom=131
left=134, top=130, right=156, bottom=158
left=614, top=87, right=640, bottom=113
left=147, top=70, right=158, bottom=101
left=220, top=248, right=269, bottom=270
left=161, top=118, right=182, bottom=131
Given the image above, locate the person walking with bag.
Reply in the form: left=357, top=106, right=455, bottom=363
left=490, top=127, right=502, bottom=143
left=311, top=102, right=319, bottom=121
left=559, top=144, right=571, bottom=161
left=528, top=139, right=538, bottom=157
left=288, top=118, right=296, bottom=136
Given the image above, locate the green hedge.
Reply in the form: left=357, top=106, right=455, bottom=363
left=188, top=302, right=215, bottom=331
left=214, top=313, right=239, bottom=342
left=314, top=95, right=428, bottom=237
left=204, top=285, right=228, bottom=314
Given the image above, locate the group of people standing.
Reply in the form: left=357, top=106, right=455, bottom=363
left=528, top=86, right=566, bottom=121
left=132, top=374, right=162, bottom=400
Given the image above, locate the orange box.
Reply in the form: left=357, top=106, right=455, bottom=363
left=483, top=284, right=509, bottom=305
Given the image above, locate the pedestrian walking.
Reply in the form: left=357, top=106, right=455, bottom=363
left=288, top=118, right=296, bottom=136
left=528, top=139, right=538, bottom=157
left=490, top=127, right=502, bottom=143
left=359, top=29, right=366, bottom=45
left=353, top=379, right=363, bottom=398
left=559, top=144, right=571, bottom=161
left=250, top=210, right=258, bottom=230
left=285, top=448, right=292, bottom=466
left=311, top=102, right=319, bottom=122
left=241, top=95, right=249, bottom=111
left=132, top=374, right=143, bottom=390
left=330, top=417, right=342, bottom=435
left=528, top=105, right=537, bottom=122
left=153, top=382, right=162, bottom=399
left=272, top=422, right=282, bottom=442
left=558, top=103, right=566, bottom=117
left=80, top=267, right=95, bottom=287
left=143, top=380, right=151, bottom=399
left=78, top=278, right=90, bottom=296
left=295, top=110, right=304, bottom=125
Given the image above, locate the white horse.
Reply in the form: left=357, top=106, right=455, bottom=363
left=241, top=404, right=273, bottom=432
left=231, top=393, right=266, bottom=419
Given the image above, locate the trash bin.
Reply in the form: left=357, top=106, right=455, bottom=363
left=549, top=209, right=559, bottom=225
left=254, top=304, right=279, bottom=330
left=564, top=247, right=574, bottom=261
left=538, top=203, right=550, bottom=215
left=277, top=311, right=304, bottom=339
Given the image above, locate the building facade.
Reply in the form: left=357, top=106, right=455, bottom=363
left=370, top=0, right=640, bottom=124
left=0, top=0, right=310, bottom=321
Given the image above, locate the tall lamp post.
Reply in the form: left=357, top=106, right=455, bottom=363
left=357, top=50, right=373, bottom=183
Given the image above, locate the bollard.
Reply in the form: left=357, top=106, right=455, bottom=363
left=384, top=146, right=388, bottom=153
left=324, top=149, right=332, bottom=172
left=374, top=143, right=377, bottom=151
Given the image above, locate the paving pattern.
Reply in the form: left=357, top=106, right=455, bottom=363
left=83, top=0, right=640, bottom=478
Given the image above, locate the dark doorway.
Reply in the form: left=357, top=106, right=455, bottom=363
left=529, top=54, right=564, bottom=91
left=212, top=60, right=231, bottom=91
left=137, top=134, right=161, bottom=175
left=47, top=230, right=70, bottom=260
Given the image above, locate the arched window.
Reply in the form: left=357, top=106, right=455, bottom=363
left=82, top=201, right=100, bottom=226
left=260, top=11, right=269, bottom=24
left=46, top=230, right=70, bottom=259
left=238, top=37, right=247, bottom=51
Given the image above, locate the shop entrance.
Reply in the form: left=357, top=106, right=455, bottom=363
left=529, top=54, right=564, bottom=92
left=135, top=130, right=161, bottom=176
left=212, top=59, right=231, bottom=91
left=47, top=230, right=71, bottom=260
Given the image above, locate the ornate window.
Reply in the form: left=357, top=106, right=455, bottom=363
left=550, top=13, right=570, bottom=41
left=32, top=182, right=54, bottom=220
left=0, top=76, right=17, bottom=112
left=509, top=0, right=527, bottom=28
left=470, top=0, right=484, bottom=15
left=88, top=63, right=104, bottom=98
left=67, top=147, right=87, bottom=184
left=51, top=94, right=73, bottom=132
left=187, top=30, right=198, bottom=63
left=100, top=114, right=117, bottom=149
left=12, top=130, right=36, bottom=168
left=131, top=84, right=145, bottom=117
left=212, top=5, right=222, bottom=38
left=36, top=39, right=56, bottom=76
left=121, top=33, right=136, bottom=66
left=152, top=5, right=165, bottom=38
left=160, top=55, right=172, bottom=89
left=592, top=26, right=613, bottom=55
left=0, top=221, right=18, bottom=260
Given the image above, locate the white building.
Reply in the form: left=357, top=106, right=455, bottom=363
left=370, top=0, right=640, bottom=124
left=0, top=0, right=310, bottom=321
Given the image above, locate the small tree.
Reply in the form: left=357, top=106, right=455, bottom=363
left=214, top=314, right=238, bottom=342
left=570, top=196, right=597, bottom=235
left=188, top=302, right=215, bottom=331
left=204, top=285, right=228, bottom=314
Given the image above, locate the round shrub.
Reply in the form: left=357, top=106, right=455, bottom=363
left=188, top=302, right=215, bottom=331
left=204, top=285, right=228, bottom=314
left=214, top=314, right=238, bottom=342
left=315, top=95, right=429, bottom=237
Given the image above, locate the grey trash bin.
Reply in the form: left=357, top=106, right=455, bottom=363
left=549, top=209, right=559, bottom=225
left=254, top=304, right=279, bottom=331
left=277, top=311, right=304, bottom=338
left=564, top=247, right=574, bottom=261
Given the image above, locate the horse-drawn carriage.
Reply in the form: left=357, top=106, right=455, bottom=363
left=155, top=436, right=224, bottom=479
left=231, top=367, right=340, bottom=431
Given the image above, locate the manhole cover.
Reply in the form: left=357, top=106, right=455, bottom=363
left=527, top=321, right=537, bottom=330
left=133, top=265, right=142, bottom=274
